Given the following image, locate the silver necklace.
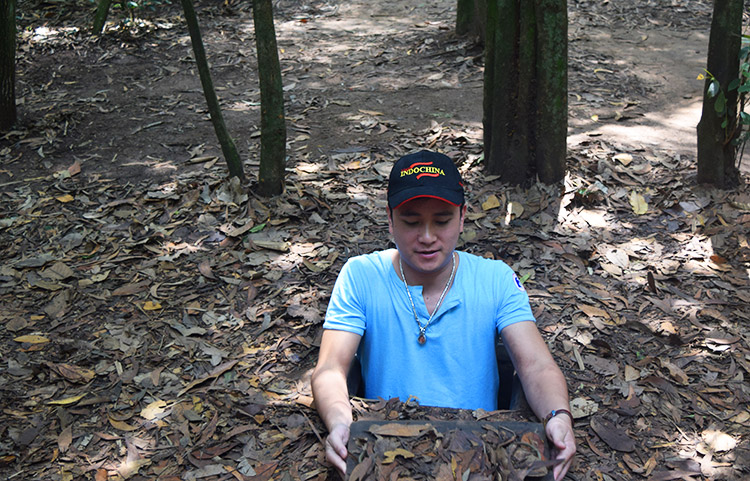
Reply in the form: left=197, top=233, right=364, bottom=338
left=399, top=252, right=457, bottom=345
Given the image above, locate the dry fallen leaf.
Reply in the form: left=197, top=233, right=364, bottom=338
left=624, top=365, right=640, bottom=382
left=67, top=160, right=81, bottom=176
left=614, top=153, right=633, bottom=166
left=48, top=362, right=96, bottom=383
left=178, top=360, right=239, bottom=397
left=579, top=304, right=610, bottom=319
left=108, top=415, right=138, bottom=432
left=482, top=194, right=501, bottom=211
left=590, top=416, right=635, bottom=452
left=198, top=260, right=217, bottom=279
left=702, top=428, right=737, bottom=452
left=570, top=397, right=599, bottom=418
left=48, top=393, right=87, bottom=405
left=659, top=358, right=689, bottom=385
left=58, top=425, right=73, bottom=453
left=349, top=457, right=374, bottom=481
left=368, top=423, right=433, bottom=437
left=505, top=201, right=524, bottom=223
left=143, top=301, right=162, bottom=311
left=112, top=281, right=151, bottom=296
left=605, top=248, right=630, bottom=269
left=6, top=317, right=28, bottom=332
left=141, top=400, right=168, bottom=420
left=13, top=335, right=50, bottom=344
left=382, top=448, right=415, bottom=464
left=629, top=191, right=648, bottom=215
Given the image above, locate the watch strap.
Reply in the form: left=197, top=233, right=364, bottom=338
left=543, top=408, right=573, bottom=427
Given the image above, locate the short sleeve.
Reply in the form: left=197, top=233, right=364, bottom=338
left=323, top=258, right=367, bottom=336
left=495, top=266, right=535, bottom=332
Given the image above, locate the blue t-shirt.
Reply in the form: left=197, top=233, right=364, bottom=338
left=323, top=249, right=535, bottom=410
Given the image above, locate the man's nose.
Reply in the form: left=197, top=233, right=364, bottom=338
left=419, top=224, right=436, bottom=242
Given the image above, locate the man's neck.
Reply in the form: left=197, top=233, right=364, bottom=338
left=394, top=250, right=457, bottom=298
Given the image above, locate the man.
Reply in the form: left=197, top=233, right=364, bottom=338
left=311, top=150, right=576, bottom=480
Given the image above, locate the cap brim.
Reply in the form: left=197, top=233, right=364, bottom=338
left=389, top=188, right=463, bottom=209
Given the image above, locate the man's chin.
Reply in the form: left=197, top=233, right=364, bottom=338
left=409, top=253, right=451, bottom=274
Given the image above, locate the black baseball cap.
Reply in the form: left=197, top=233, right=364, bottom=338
left=387, top=150, right=464, bottom=209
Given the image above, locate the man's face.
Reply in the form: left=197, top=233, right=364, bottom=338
left=388, top=197, right=466, bottom=277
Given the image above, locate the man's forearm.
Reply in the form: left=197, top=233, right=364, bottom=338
left=519, top=363, right=571, bottom=422
left=312, top=365, right=355, bottom=476
left=311, top=368, right=353, bottom=431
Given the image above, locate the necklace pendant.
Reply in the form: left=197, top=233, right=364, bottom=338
left=418, top=333, right=426, bottom=345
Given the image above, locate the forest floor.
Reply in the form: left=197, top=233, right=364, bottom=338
left=1, top=0, right=749, bottom=480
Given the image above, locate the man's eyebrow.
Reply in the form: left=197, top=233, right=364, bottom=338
left=397, top=208, right=419, bottom=216
left=431, top=209, right=455, bottom=217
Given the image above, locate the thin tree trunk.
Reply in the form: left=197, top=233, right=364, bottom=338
left=535, top=0, right=567, bottom=184
left=456, top=0, right=486, bottom=43
left=0, top=0, right=16, bottom=131
left=181, top=0, right=244, bottom=180
left=456, top=0, right=474, bottom=36
left=253, top=0, right=286, bottom=197
left=697, top=0, right=742, bottom=187
left=93, top=0, right=113, bottom=34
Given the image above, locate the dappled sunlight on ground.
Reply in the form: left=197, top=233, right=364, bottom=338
left=593, top=100, right=704, bottom=155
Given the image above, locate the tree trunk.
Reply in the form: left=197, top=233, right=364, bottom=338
left=511, top=2, right=535, bottom=184
left=483, top=0, right=567, bottom=185
left=534, top=0, right=567, bottom=184
left=456, top=0, right=474, bottom=36
left=696, top=0, right=742, bottom=187
left=0, top=0, right=16, bottom=131
left=456, top=0, right=486, bottom=43
left=181, top=0, right=245, bottom=180
left=253, top=0, right=286, bottom=197
left=93, top=0, right=113, bottom=34
left=483, top=0, right=518, bottom=180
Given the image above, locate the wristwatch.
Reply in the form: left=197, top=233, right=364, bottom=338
left=543, top=409, right=574, bottom=428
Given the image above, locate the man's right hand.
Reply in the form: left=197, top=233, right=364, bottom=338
left=312, top=329, right=361, bottom=478
left=325, top=422, right=350, bottom=477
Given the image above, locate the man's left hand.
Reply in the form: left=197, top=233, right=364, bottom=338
left=545, top=415, right=576, bottom=480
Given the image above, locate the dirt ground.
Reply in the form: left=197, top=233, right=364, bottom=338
left=0, top=0, right=727, bottom=183
left=1, top=1, right=749, bottom=480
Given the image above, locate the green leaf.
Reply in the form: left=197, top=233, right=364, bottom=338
left=714, top=91, right=726, bottom=114
left=741, top=112, right=750, bottom=125
left=728, top=78, right=740, bottom=91
left=249, top=223, right=266, bottom=233
left=739, top=84, right=750, bottom=93
left=707, top=80, right=720, bottom=98
left=721, top=118, right=728, bottom=129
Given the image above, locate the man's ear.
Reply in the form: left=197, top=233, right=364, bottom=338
left=459, top=204, right=467, bottom=232
left=387, top=208, right=394, bottom=234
